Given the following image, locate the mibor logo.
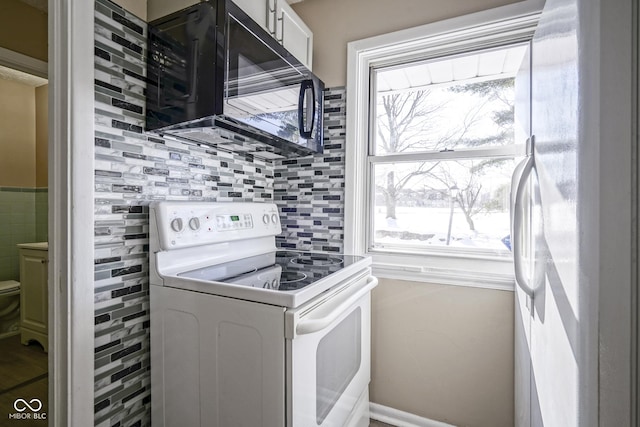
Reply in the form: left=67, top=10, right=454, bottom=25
left=13, top=399, right=42, bottom=413
left=8, top=398, right=46, bottom=421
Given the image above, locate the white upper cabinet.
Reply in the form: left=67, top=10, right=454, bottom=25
left=233, top=0, right=274, bottom=33
left=149, top=0, right=314, bottom=71
left=275, top=0, right=313, bottom=70
left=234, top=0, right=313, bottom=70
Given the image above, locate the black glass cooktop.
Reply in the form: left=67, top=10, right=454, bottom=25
left=179, top=250, right=366, bottom=291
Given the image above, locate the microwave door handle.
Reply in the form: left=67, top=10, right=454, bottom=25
left=298, top=79, right=315, bottom=138
left=307, top=82, right=316, bottom=133
left=296, top=276, right=378, bottom=336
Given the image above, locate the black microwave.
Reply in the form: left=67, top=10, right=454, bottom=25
left=146, top=0, right=324, bottom=157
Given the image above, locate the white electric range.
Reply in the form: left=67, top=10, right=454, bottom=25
left=149, top=201, right=377, bottom=427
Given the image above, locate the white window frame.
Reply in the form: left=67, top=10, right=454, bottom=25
left=345, top=0, right=544, bottom=290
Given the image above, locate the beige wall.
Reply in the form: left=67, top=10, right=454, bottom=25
left=0, top=78, right=36, bottom=187
left=0, top=0, right=47, bottom=62
left=113, top=0, right=148, bottom=21
left=371, top=278, right=514, bottom=426
left=35, top=84, right=48, bottom=187
left=0, top=0, right=49, bottom=187
left=292, top=0, right=521, bottom=86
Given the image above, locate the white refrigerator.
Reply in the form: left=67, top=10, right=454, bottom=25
left=512, top=0, right=639, bottom=425
left=512, top=0, right=597, bottom=425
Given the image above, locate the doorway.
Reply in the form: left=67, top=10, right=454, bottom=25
left=0, top=59, right=49, bottom=425
left=0, top=55, right=49, bottom=421
left=0, top=0, right=103, bottom=424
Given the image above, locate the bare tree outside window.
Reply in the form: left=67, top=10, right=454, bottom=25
left=370, top=48, right=523, bottom=252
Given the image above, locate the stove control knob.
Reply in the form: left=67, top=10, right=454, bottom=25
left=271, top=213, right=278, bottom=224
left=170, top=218, right=184, bottom=233
left=188, top=217, right=200, bottom=230
left=262, top=214, right=270, bottom=224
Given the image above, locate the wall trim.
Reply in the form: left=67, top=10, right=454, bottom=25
left=0, top=46, right=48, bottom=78
left=373, top=264, right=514, bottom=291
left=50, top=0, right=95, bottom=425
left=369, top=403, right=456, bottom=427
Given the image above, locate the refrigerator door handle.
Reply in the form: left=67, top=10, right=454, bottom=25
left=512, top=153, right=535, bottom=299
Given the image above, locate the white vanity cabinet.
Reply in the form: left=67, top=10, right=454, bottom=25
left=18, top=242, right=48, bottom=352
left=233, top=0, right=313, bottom=70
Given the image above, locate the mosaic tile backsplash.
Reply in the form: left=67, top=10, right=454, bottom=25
left=93, top=1, right=347, bottom=426
left=274, top=88, right=346, bottom=253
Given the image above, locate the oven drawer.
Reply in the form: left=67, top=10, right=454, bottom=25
left=286, top=274, right=378, bottom=427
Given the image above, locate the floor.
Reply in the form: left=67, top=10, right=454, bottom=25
left=0, top=334, right=48, bottom=425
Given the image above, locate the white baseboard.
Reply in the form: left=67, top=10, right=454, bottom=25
left=369, top=402, right=456, bottom=427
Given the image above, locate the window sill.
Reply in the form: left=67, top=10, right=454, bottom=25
left=370, top=251, right=515, bottom=291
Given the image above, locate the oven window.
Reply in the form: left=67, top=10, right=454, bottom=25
left=316, top=308, right=362, bottom=424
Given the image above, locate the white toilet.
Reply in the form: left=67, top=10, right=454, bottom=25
left=0, top=280, right=20, bottom=339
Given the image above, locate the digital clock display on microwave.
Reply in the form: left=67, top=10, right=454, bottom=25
left=230, top=215, right=240, bottom=221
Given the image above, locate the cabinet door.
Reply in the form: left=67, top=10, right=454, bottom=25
left=276, top=0, right=313, bottom=70
left=233, top=0, right=274, bottom=34
left=20, top=250, right=48, bottom=333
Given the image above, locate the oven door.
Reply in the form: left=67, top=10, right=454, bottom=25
left=285, top=273, right=378, bottom=427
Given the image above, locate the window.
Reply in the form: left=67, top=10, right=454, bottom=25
left=370, top=45, right=524, bottom=254
left=345, top=1, right=543, bottom=288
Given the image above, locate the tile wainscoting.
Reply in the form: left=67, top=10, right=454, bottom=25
left=0, top=187, right=47, bottom=281
left=93, top=1, right=347, bottom=425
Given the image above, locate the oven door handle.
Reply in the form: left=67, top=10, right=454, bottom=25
left=296, top=276, right=378, bottom=336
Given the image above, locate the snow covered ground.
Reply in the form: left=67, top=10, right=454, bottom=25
left=373, top=206, right=511, bottom=251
